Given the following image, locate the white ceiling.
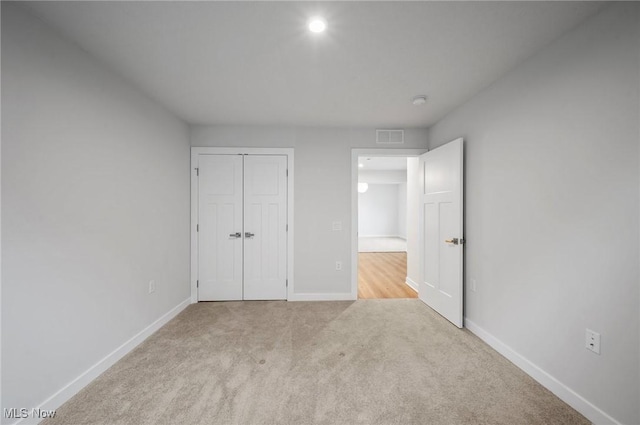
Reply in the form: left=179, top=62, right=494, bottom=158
left=21, top=1, right=605, bottom=128
left=359, top=157, right=408, bottom=171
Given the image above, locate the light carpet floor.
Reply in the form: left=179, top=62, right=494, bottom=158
left=359, top=237, right=407, bottom=253
left=44, top=300, right=589, bottom=425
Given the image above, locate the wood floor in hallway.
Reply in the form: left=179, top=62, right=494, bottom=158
left=358, top=252, right=417, bottom=299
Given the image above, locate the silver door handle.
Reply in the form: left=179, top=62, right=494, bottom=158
left=245, top=232, right=255, bottom=238
left=444, top=238, right=465, bottom=245
left=229, top=232, right=241, bottom=238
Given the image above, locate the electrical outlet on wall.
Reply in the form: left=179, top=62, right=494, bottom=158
left=470, top=278, right=477, bottom=292
left=335, top=261, right=342, bottom=271
left=148, top=280, right=156, bottom=294
left=585, top=329, right=600, bottom=355
left=332, top=221, right=342, bottom=231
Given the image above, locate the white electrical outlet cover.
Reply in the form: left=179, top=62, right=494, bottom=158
left=585, top=329, right=601, bottom=355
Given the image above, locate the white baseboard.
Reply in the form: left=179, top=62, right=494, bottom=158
left=464, top=319, right=621, bottom=425
left=405, top=277, right=418, bottom=292
left=13, top=298, right=191, bottom=425
left=359, top=235, right=404, bottom=239
left=288, top=292, right=355, bottom=301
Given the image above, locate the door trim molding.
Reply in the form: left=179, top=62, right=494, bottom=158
left=350, top=148, right=427, bottom=299
left=191, top=147, right=295, bottom=303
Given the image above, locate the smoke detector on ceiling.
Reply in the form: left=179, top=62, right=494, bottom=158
left=412, top=95, right=427, bottom=106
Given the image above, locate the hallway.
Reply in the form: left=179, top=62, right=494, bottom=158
left=357, top=252, right=417, bottom=299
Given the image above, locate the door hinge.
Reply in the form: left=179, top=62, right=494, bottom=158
left=196, top=224, right=199, bottom=232
left=286, top=224, right=288, bottom=232
left=286, top=279, right=288, bottom=288
left=286, top=169, right=288, bottom=177
left=195, top=167, right=199, bottom=176
left=196, top=280, right=199, bottom=288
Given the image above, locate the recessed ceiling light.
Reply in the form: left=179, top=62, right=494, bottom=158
left=412, top=95, right=427, bottom=106
left=358, top=163, right=364, bottom=168
left=308, top=17, right=327, bottom=33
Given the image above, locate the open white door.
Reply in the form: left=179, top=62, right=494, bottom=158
left=418, top=138, right=464, bottom=328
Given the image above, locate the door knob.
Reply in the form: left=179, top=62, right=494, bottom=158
left=444, top=238, right=465, bottom=245
left=229, top=232, right=241, bottom=238
left=245, top=232, right=255, bottom=238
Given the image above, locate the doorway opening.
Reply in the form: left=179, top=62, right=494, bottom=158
left=351, top=149, right=426, bottom=300
left=357, top=156, right=414, bottom=299
left=351, top=140, right=464, bottom=327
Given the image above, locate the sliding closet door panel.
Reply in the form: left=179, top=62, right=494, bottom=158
left=243, top=155, right=287, bottom=300
left=198, top=155, right=243, bottom=301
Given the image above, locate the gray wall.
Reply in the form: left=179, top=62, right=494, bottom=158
left=358, top=184, right=400, bottom=237
left=428, top=3, right=639, bottom=424
left=357, top=169, right=408, bottom=239
left=191, top=125, right=428, bottom=295
left=1, top=4, right=191, bottom=417
left=397, top=182, right=407, bottom=240
left=406, top=158, right=420, bottom=287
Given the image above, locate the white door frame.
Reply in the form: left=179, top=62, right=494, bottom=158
left=191, top=147, right=295, bottom=303
left=350, top=148, right=427, bottom=299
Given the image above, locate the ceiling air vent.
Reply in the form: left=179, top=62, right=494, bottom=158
left=376, top=129, right=404, bottom=144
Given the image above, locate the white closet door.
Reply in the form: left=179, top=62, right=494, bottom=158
left=198, top=155, right=243, bottom=301
left=243, top=155, right=288, bottom=300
